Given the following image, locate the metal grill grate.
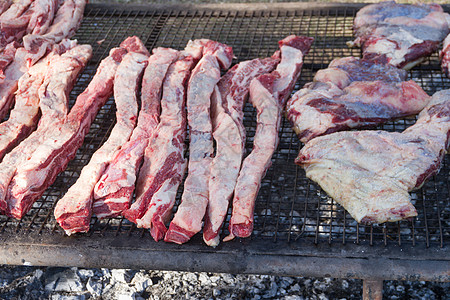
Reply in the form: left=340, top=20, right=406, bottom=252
left=0, top=4, right=449, bottom=277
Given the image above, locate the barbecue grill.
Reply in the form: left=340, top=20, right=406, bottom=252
left=0, top=3, right=448, bottom=299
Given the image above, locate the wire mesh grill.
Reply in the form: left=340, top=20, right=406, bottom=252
left=0, top=5, right=449, bottom=251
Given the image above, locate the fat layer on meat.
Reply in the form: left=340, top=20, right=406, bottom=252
left=203, top=53, right=280, bottom=247
left=348, top=1, right=450, bottom=69
left=225, top=35, right=313, bottom=241
left=441, top=34, right=450, bottom=78
left=123, top=42, right=203, bottom=241
left=24, top=0, right=87, bottom=65
left=165, top=40, right=233, bottom=244
left=286, top=57, right=430, bottom=143
left=92, top=47, right=179, bottom=219
left=0, top=42, right=91, bottom=215
left=55, top=49, right=148, bottom=235
left=296, top=89, right=450, bottom=224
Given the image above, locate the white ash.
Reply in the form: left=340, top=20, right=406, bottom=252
left=0, top=265, right=448, bottom=299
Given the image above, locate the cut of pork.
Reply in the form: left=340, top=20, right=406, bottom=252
left=0, top=42, right=91, bottom=215
left=24, top=0, right=87, bottom=65
left=296, top=89, right=450, bottom=224
left=202, top=52, right=281, bottom=247
left=348, top=1, right=450, bottom=69
left=93, top=47, right=179, bottom=219
left=55, top=49, right=148, bottom=235
left=165, top=40, right=233, bottom=244
left=225, top=35, right=313, bottom=241
left=52, top=47, right=126, bottom=232
left=441, top=34, right=450, bottom=78
left=122, top=41, right=203, bottom=242
left=286, top=57, right=430, bottom=143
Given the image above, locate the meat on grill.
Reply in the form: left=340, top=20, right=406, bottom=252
left=0, top=41, right=91, bottom=215
left=92, top=47, right=178, bottom=219
left=0, top=47, right=54, bottom=161
left=164, top=40, right=233, bottom=244
left=123, top=42, right=203, bottom=242
left=225, top=35, right=313, bottom=241
left=52, top=47, right=126, bottom=233
left=24, top=0, right=87, bottom=65
left=26, top=0, right=58, bottom=36
left=296, top=89, right=450, bottom=224
left=441, top=34, right=450, bottom=78
left=348, top=1, right=450, bottom=70
left=55, top=51, right=148, bottom=235
left=0, top=0, right=33, bottom=48
left=202, top=52, right=281, bottom=247
left=286, top=57, right=430, bottom=143
left=0, top=46, right=28, bottom=120
left=0, top=0, right=12, bottom=15
left=0, top=41, right=19, bottom=83
left=0, top=0, right=58, bottom=49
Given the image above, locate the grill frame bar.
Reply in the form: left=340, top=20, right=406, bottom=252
left=0, top=3, right=448, bottom=282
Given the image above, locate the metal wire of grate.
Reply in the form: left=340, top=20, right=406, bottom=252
left=0, top=5, right=449, bottom=251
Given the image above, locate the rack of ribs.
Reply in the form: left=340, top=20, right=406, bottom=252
left=54, top=38, right=148, bottom=235
left=164, top=40, right=233, bottom=244
left=348, top=1, right=450, bottom=69
left=0, top=43, right=63, bottom=161
left=122, top=41, right=203, bottom=242
left=202, top=51, right=281, bottom=247
left=225, top=36, right=313, bottom=241
left=0, top=41, right=91, bottom=216
left=296, top=89, right=450, bottom=224
left=286, top=57, right=430, bottom=143
left=56, top=55, right=148, bottom=234
left=24, top=0, right=87, bottom=66
left=92, top=47, right=179, bottom=219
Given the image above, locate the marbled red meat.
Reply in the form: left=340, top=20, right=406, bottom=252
left=296, top=89, right=450, bottom=224
left=348, top=1, right=450, bottom=69
left=286, top=57, right=430, bottom=143
left=122, top=41, right=203, bottom=242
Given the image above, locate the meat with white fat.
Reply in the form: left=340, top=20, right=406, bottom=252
left=24, top=0, right=87, bottom=65
left=92, top=47, right=178, bottom=219
left=286, top=57, right=430, bottom=143
left=122, top=41, right=203, bottom=242
left=203, top=52, right=280, bottom=247
left=225, top=35, right=313, bottom=241
left=0, top=42, right=91, bottom=215
left=348, top=1, right=450, bottom=69
left=296, top=89, right=450, bottom=224
left=164, top=40, right=233, bottom=244
left=441, top=34, right=450, bottom=78
left=55, top=49, right=148, bottom=235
